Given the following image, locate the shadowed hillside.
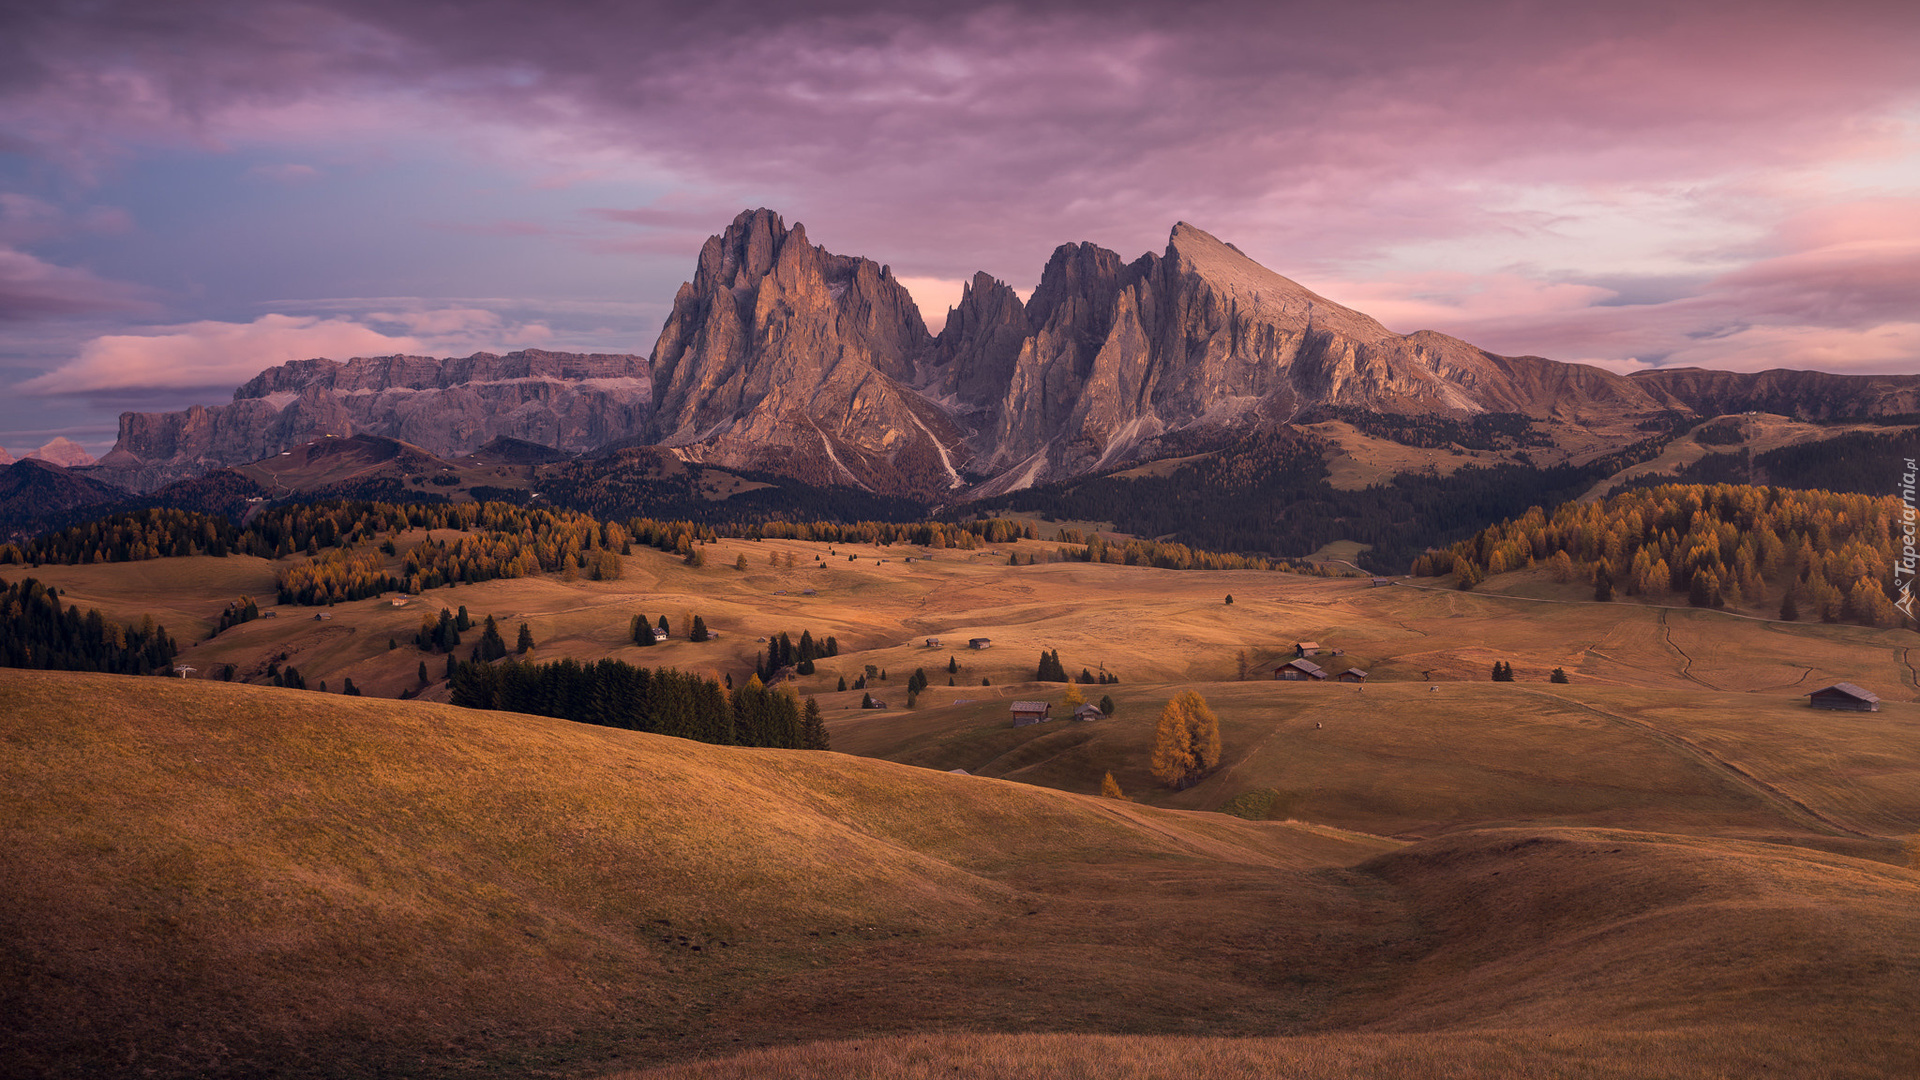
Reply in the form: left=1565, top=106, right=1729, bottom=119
left=6, top=669, right=1920, bottom=1079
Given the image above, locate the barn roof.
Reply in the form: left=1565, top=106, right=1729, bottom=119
left=1011, top=700, right=1050, bottom=711
left=1811, top=682, right=1879, bottom=702
left=1284, top=659, right=1326, bottom=676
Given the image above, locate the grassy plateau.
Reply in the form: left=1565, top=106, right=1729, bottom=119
left=5, top=531, right=1920, bottom=1077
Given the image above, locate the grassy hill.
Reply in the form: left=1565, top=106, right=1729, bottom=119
left=19, top=531, right=1918, bottom=699
left=6, top=670, right=1918, bottom=1079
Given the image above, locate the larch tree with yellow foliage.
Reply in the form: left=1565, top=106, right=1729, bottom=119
left=1149, top=691, right=1222, bottom=790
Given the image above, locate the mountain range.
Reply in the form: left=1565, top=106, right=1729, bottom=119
left=38, top=208, right=1920, bottom=511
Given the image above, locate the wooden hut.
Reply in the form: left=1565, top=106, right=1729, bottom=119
left=1808, top=683, right=1880, bottom=711
left=1010, top=700, right=1052, bottom=726
left=1276, top=659, right=1327, bottom=681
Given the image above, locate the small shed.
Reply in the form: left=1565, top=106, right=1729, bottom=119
left=1072, top=703, right=1105, bottom=722
left=865, top=699, right=888, bottom=710
left=925, top=637, right=941, bottom=647
left=1808, top=683, right=1880, bottom=711
left=969, top=637, right=992, bottom=650
left=1336, top=668, right=1368, bottom=683
left=1010, top=700, right=1052, bottom=726
left=1370, top=577, right=1394, bottom=587
left=1294, top=641, right=1320, bottom=657
left=1276, top=659, right=1327, bottom=681
left=652, top=629, right=669, bottom=642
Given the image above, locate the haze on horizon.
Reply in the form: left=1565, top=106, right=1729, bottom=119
left=2, top=0, right=1918, bottom=455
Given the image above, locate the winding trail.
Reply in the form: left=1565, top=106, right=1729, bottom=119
left=1515, top=688, right=1882, bottom=841
left=1659, top=610, right=1722, bottom=690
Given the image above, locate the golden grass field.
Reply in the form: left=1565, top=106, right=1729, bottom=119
left=6, top=535, right=1920, bottom=1077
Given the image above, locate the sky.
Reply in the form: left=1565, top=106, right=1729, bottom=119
left=3, top=0, right=1919, bottom=457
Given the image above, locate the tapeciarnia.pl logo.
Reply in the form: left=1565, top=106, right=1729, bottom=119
left=1899, top=457, right=1917, bottom=622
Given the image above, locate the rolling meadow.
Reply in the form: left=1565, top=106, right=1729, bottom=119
left=5, top=525, right=1919, bottom=1078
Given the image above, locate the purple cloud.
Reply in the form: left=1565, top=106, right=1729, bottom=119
left=1, top=0, right=1916, bottom=377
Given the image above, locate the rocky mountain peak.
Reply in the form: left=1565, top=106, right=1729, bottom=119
left=1164, top=221, right=1395, bottom=344
left=25, top=437, right=98, bottom=468
left=929, top=272, right=1030, bottom=412
left=644, top=210, right=963, bottom=496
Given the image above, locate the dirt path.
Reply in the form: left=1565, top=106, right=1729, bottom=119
left=1659, top=609, right=1723, bottom=691
left=1516, top=688, right=1882, bottom=841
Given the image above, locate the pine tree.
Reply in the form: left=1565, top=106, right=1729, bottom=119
left=1100, top=772, right=1125, bottom=799
left=517, top=623, right=534, bottom=654
left=1780, top=589, right=1800, bottom=622
left=476, top=615, right=507, bottom=662
left=1550, top=667, right=1570, bottom=683
left=1224, top=594, right=1233, bottom=605
left=947, top=655, right=958, bottom=674
left=801, top=696, right=828, bottom=750
left=837, top=675, right=847, bottom=691
left=418, top=660, right=429, bottom=685
left=692, top=615, right=709, bottom=642
left=861, top=691, right=874, bottom=709
left=1099, top=694, right=1116, bottom=717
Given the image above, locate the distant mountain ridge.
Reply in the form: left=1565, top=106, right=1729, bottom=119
left=72, top=209, right=1920, bottom=502
left=98, top=349, right=650, bottom=490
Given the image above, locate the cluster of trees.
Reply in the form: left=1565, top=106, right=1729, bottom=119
left=448, top=658, right=826, bottom=750
left=276, top=548, right=393, bottom=605
left=0, top=576, right=177, bottom=675
left=1620, top=429, right=1920, bottom=499
left=1302, top=407, right=1552, bottom=450
left=755, top=630, right=837, bottom=680
left=1034, top=650, right=1118, bottom=684
left=629, top=613, right=720, bottom=646
left=1490, top=661, right=1515, bottom=682
left=1149, top=691, right=1221, bottom=790
left=1035, top=650, right=1071, bottom=682
left=524, top=446, right=924, bottom=526
left=1421, top=483, right=1911, bottom=627
left=213, top=596, right=260, bottom=635
left=0, top=507, right=241, bottom=565
left=416, top=606, right=472, bottom=652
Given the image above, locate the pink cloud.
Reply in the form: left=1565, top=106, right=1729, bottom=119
left=3, top=0, right=1917, bottom=376
left=0, top=245, right=155, bottom=320
left=20, top=308, right=555, bottom=395
left=242, top=162, right=320, bottom=183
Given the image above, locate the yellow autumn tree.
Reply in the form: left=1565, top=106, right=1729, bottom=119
left=1150, top=691, right=1222, bottom=789
left=1062, top=683, right=1085, bottom=708
left=1100, top=771, right=1126, bottom=800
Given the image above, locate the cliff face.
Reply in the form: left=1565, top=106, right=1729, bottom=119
left=644, top=209, right=971, bottom=496
left=966, top=222, right=1670, bottom=487
left=100, top=350, right=650, bottom=491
